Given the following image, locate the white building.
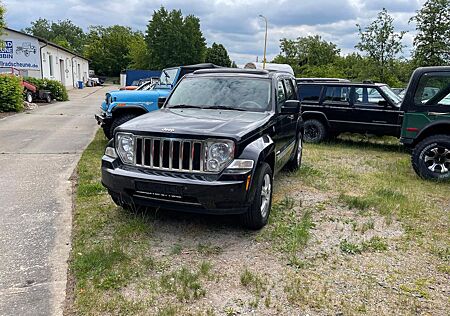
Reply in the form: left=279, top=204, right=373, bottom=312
left=0, top=28, right=89, bottom=89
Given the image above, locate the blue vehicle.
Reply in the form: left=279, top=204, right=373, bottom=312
left=95, top=63, right=219, bottom=139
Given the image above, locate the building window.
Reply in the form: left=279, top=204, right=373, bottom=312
left=49, top=54, right=54, bottom=77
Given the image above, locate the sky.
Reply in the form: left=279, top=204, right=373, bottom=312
left=3, top=0, right=424, bottom=64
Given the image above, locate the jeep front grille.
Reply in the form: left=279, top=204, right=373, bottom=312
left=134, top=136, right=205, bottom=172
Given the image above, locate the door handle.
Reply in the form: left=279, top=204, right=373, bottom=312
left=428, top=112, right=450, bottom=116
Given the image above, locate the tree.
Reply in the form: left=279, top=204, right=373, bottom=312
left=205, top=42, right=231, bottom=66
left=0, top=3, right=6, bottom=32
left=231, top=61, right=238, bottom=68
left=128, top=33, right=151, bottom=69
left=272, top=35, right=340, bottom=75
left=411, top=0, right=450, bottom=66
left=84, top=25, right=141, bottom=76
left=356, top=8, right=406, bottom=82
left=24, top=19, right=85, bottom=53
left=146, top=7, right=206, bottom=69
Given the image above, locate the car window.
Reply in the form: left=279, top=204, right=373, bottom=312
left=277, top=80, right=286, bottom=107
left=324, top=86, right=350, bottom=103
left=298, top=85, right=322, bottom=102
left=354, top=87, right=387, bottom=106
left=414, top=72, right=450, bottom=107
left=284, top=79, right=295, bottom=100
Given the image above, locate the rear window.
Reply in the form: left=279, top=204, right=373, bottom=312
left=298, top=85, right=322, bottom=101
left=414, top=72, right=450, bottom=106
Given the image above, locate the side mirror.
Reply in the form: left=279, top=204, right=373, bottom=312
left=158, top=97, right=167, bottom=109
left=378, top=100, right=388, bottom=107
left=281, top=100, right=300, bottom=114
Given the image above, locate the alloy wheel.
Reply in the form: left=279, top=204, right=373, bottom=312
left=260, top=174, right=272, bottom=218
left=424, top=146, right=450, bottom=174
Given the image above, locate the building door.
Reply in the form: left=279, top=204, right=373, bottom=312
left=59, top=59, right=65, bottom=85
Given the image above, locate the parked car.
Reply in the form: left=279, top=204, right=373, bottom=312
left=95, top=63, right=220, bottom=139
left=298, top=81, right=403, bottom=142
left=399, top=66, right=450, bottom=181
left=391, top=88, right=405, bottom=95
left=101, top=68, right=303, bottom=229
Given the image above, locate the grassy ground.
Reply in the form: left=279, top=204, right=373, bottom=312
left=67, top=131, right=449, bottom=315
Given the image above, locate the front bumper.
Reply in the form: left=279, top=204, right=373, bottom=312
left=95, top=112, right=112, bottom=127
left=101, top=156, right=251, bottom=215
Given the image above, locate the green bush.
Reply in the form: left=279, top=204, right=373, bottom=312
left=25, top=77, right=69, bottom=101
left=0, top=75, right=24, bottom=112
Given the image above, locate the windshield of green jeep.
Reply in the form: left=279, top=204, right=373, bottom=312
left=167, top=77, right=272, bottom=112
left=159, top=68, right=178, bottom=85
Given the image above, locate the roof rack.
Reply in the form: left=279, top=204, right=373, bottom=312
left=193, top=68, right=269, bottom=75
left=296, top=78, right=350, bottom=83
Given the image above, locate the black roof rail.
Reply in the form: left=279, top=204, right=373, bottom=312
left=193, top=68, right=269, bottom=75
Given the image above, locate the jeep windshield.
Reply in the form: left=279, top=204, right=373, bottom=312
left=167, top=77, right=272, bottom=112
left=159, top=68, right=178, bottom=85
left=380, top=85, right=402, bottom=106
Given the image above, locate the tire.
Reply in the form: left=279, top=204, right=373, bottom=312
left=285, top=132, right=303, bottom=171
left=45, top=94, right=52, bottom=103
left=241, top=162, right=273, bottom=230
left=25, top=91, right=33, bottom=103
left=304, top=119, right=327, bottom=143
left=109, top=113, right=140, bottom=139
left=412, top=135, right=450, bottom=181
left=102, top=124, right=113, bottom=140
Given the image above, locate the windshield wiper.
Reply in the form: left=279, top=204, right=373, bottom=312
left=169, top=104, right=202, bottom=109
left=204, top=105, right=246, bottom=111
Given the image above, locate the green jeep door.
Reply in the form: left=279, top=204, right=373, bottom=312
left=402, top=71, right=450, bottom=180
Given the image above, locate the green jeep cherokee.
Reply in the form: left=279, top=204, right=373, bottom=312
left=400, top=67, right=450, bottom=181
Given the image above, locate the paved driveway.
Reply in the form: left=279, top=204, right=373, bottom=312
left=0, top=86, right=111, bottom=316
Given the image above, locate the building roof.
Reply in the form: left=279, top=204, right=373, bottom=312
left=4, top=27, right=88, bottom=61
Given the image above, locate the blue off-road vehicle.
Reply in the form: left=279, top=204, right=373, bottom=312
left=95, top=63, right=219, bottom=139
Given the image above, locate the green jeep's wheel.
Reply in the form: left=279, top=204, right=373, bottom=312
left=241, top=162, right=273, bottom=230
left=412, top=135, right=450, bottom=181
left=108, top=113, right=140, bottom=139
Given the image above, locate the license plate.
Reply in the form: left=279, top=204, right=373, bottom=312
left=135, top=182, right=183, bottom=198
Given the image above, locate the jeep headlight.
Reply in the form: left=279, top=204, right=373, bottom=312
left=116, top=133, right=134, bottom=164
left=205, top=140, right=235, bottom=172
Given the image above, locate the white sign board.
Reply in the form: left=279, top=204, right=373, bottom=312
left=0, top=38, right=40, bottom=70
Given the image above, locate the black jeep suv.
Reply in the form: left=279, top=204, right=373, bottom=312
left=298, top=81, right=403, bottom=142
left=101, top=68, right=304, bottom=229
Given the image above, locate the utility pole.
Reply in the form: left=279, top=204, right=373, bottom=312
left=259, top=15, right=268, bottom=69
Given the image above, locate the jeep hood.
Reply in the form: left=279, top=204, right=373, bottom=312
left=118, top=108, right=273, bottom=141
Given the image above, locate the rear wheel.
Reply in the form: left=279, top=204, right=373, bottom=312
left=285, top=132, right=303, bottom=171
left=241, top=163, right=273, bottom=230
left=45, top=94, right=52, bottom=103
left=304, top=119, right=327, bottom=143
left=412, top=135, right=450, bottom=181
left=109, top=113, right=140, bottom=139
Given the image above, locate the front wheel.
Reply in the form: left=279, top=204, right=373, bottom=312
left=304, top=119, right=327, bottom=143
left=108, top=113, right=140, bottom=139
left=412, top=135, right=450, bottom=181
left=241, top=162, right=273, bottom=230
left=25, top=91, right=33, bottom=103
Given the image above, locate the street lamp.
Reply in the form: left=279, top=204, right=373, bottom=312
left=259, top=15, right=268, bottom=69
